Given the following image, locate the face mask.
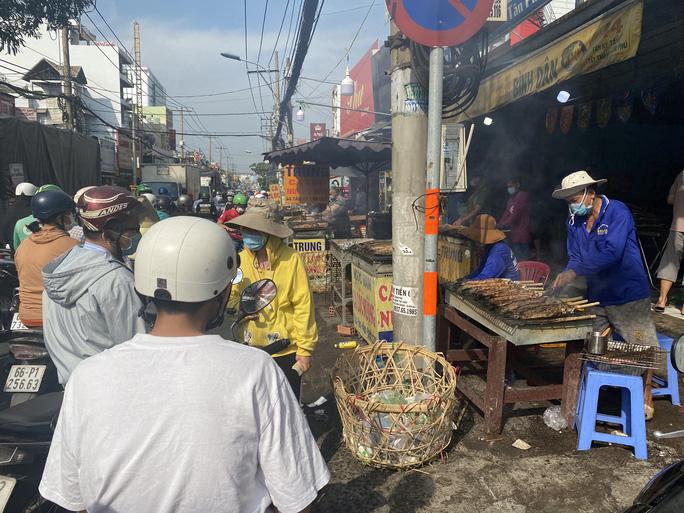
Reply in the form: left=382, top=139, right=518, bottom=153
left=243, top=233, right=266, bottom=252
left=119, top=232, right=142, bottom=257
left=64, top=215, right=76, bottom=231
left=507, top=186, right=517, bottom=196
left=567, top=189, right=592, bottom=224
left=205, top=290, right=230, bottom=331
left=236, top=207, right=245, bottom=214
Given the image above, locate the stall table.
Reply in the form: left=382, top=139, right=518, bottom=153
left=329, top=239, right=372, bottom=326
left=439, top=289, right=594, bottom=439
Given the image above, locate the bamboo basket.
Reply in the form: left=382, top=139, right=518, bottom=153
left=332, top=342, right=457, bottom=469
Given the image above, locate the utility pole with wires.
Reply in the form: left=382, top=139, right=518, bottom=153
left=133, top=21, right=144, bottom=180
left=389, top=22, right=427, bottom=345
left=284, top=56, right=294, bottom=146
left=60, top=26, right=74, bottom=130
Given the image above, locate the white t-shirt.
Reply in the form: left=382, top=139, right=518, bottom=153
left=39, top=334, right=330, bottom=513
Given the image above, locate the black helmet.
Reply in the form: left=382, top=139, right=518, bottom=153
left=177, top=194, right=193, bottom=208
left=157, top=194, right=174, bottom=212
left=158, top=186, right=170, bottom=196
left=31, top=190, right=75, bottom=222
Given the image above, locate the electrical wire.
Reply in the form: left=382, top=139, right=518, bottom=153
left=243, top=0, right=262, bottom=117
left=304, top=0, right=375, bottom=99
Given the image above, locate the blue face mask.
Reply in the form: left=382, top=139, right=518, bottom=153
left=569, top=203, right=591, bottom=217
left=243, top=233, right=266, bottom=252
left=120, top=232, right=141, bottom=257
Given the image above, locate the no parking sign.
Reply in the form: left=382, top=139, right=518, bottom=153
left=386, top=0, right=494, bottom=47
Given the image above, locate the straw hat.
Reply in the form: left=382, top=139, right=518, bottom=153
left=552, top=170, right=607, bottom=199
left=455, top=215, right=506, bottom=244
left=226, top=203, right=293, bottom=239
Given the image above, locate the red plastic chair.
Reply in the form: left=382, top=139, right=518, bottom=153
left=517, top=261, right=551, bottom=285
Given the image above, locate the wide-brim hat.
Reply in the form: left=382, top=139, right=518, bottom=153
left=455, top=214, right=506, bottom=244
left=552, top=170, right=607, bottom=199
left=226, top=203, right=293, bottom=239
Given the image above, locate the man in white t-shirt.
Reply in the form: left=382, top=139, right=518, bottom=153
left=39, top=216, right=330, bottom=513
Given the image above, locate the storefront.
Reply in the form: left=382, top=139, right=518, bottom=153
left=450, top=0, right=684, bottom=269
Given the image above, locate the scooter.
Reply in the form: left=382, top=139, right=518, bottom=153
left=0, top=277, right=282, bottom=512
left=0, top=250, right=17, bottom=332
left=0, top=294, right=59, bottom=409
left=621, top=336, right=684, bottom=512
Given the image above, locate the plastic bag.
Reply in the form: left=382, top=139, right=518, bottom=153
left=543, top=405, right=568, bottom=431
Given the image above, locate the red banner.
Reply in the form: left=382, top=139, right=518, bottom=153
left=309, top=122, right=326, bottom=141
left=340, top=41, right=378, bottom=138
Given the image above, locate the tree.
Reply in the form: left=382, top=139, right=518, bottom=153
left=1, top=0, right=94, bottom=55
left=249, top=161, right=276, bottom=191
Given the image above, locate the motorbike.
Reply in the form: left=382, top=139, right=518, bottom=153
left=622, top=335, right=684, bottom=512
left=0, top=277, right=282, bottom=512
left=0, top=250, right=17, bottom=332
left=0, top=294, right=59, bottom=409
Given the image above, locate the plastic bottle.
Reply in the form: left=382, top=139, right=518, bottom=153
left=334, top=341, right=358, bottom=349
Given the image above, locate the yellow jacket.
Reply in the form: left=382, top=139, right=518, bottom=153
left=230, top=237, right=318, bottom=357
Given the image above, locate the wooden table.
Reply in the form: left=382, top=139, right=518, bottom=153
left=438, top=295, right=592, bottom=439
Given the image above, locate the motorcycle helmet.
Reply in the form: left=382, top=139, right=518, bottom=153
left=157, top=194, right=174, bottom=212
left=158, top=186, right=170, bottom=196
left=134, top=216, right=237, bottom=302
left=177, top=194, right=193, bottom=209
left=15, top=182, right=37, bottom=197
left=142, top=193, right=157, bottom=206
left=74, top=186, right=95, bottom=204
left=135, top=183, right=153, bottom=197
left=31, top=190, right=75, bottom=222
left=78, top=186, right=139, bottom=232
left=233, top=193, right=247, bottom=207
left=36, top=184, right=62, bottom=193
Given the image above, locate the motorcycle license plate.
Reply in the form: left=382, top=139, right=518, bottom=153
left=4, top=365, right=46, bottom=393
left=0, top=475, right=16, bottom=513
left=9, top=314, right=27, bottom=331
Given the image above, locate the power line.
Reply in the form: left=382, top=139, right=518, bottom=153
left=266, top=0, right=291, bottom=67
left=243, top=0, right=261, bottom=118
left=306, top=0, right=376, bottom=99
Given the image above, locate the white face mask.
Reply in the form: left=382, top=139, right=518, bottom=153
left=507, top=186, right=517, bottom=196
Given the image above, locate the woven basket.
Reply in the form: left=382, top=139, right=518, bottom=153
left=332, top=342, right=457, bottom=469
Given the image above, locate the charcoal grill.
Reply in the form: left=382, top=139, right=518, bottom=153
left=350, top=240, right=392, bottom=264
left=445, top=289, right=595, bottom=346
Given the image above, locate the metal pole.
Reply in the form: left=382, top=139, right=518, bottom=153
left=390, top=22, right=427, bottom=345
left=423, top=47, right=444, bottom=353
left=60, top=26, right=74, bottom=130
left=273, top=50, right=281, bottom=151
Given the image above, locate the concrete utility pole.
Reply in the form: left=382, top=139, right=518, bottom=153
left=284, top=57, right=294, bottom=146
left=133, top=21, right=144, bottom=179
left=390, top=22, right=427, bottom=345
left=273, top=50, right=281, bottom=151
left=60, top=26, right=74, bottom=130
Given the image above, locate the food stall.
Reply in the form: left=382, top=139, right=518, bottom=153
left=437, top=228, right=478, bottom=283
left=287, top=217, right=329, bottom=294
left=350, top=240, right=393, bottom=344
left=438, top=279, right=596, bottom=439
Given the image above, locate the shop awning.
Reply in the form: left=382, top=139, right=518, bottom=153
left=264, top=137, right=391, bottom=170
left=454, top=0, right=644, bottom=122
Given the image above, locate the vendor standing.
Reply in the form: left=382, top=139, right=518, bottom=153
left=322, top=186, right=351, bottom=238
left=551, top=171, right=657, bottom=417
left=457, top=214, right=520, bottom=281
left=498, top=177, right=531, bottom=261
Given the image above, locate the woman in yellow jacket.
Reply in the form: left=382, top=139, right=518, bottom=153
left=227, top=203, right=318, bottom=398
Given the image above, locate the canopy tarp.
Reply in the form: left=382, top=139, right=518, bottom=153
left=264, top=137, right=391, bottom=173
left=0, top=117, right=100, bottom=198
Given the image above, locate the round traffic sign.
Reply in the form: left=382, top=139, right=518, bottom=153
left=386, top=0, right=494, bottom=47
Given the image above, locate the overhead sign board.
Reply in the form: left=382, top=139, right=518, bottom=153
left=386, top=0, right=495, bottom=47
left=490, top=0, right=553, bottom=38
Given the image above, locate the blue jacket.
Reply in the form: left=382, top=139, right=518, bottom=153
left=467, top=242, right=520, bottom=281
left=565, top=196, right=649, bottom=306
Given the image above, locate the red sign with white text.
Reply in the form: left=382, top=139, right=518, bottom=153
left=340, top=41, right=378, bottom=138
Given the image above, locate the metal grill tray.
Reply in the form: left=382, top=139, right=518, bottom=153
left=446, top=291, right=595, bottom=346
left=580, top=340, right=667, bottom=371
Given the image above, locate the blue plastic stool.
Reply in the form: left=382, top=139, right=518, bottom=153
left=652, top=333, right=681, bottom=406
left=575, top=363, right=648, bottom=460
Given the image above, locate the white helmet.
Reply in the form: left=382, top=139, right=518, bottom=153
left=15, top=182, right=37, bottom=197
left=134, top=216, right=237, bottom=302
left=141, top=192, right=157, bottom=206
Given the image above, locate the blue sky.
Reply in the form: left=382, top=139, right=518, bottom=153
left=94, top=0, right=389, bottom=170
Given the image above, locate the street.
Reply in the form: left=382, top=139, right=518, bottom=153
left=299, top=294, right=684, bottom=513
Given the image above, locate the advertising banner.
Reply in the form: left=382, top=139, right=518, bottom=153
left=292, top=238, right=328, bottom=292
left=309, top=123, right=326, bottom=141
left=340, top=41, right=378, bottom=138
left=282, top=164, right=329, bottom=205
left=352, top=264, right=393, bottom=344
left=268, top=183, right=281, bottom=201
left=459, top=0, right=643, bottom=121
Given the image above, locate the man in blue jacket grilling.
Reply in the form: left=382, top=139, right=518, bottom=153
left=551, top=170, right=657, bottom=418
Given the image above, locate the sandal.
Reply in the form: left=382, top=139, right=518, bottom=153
left=652, top=305, right=665, bottom=313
